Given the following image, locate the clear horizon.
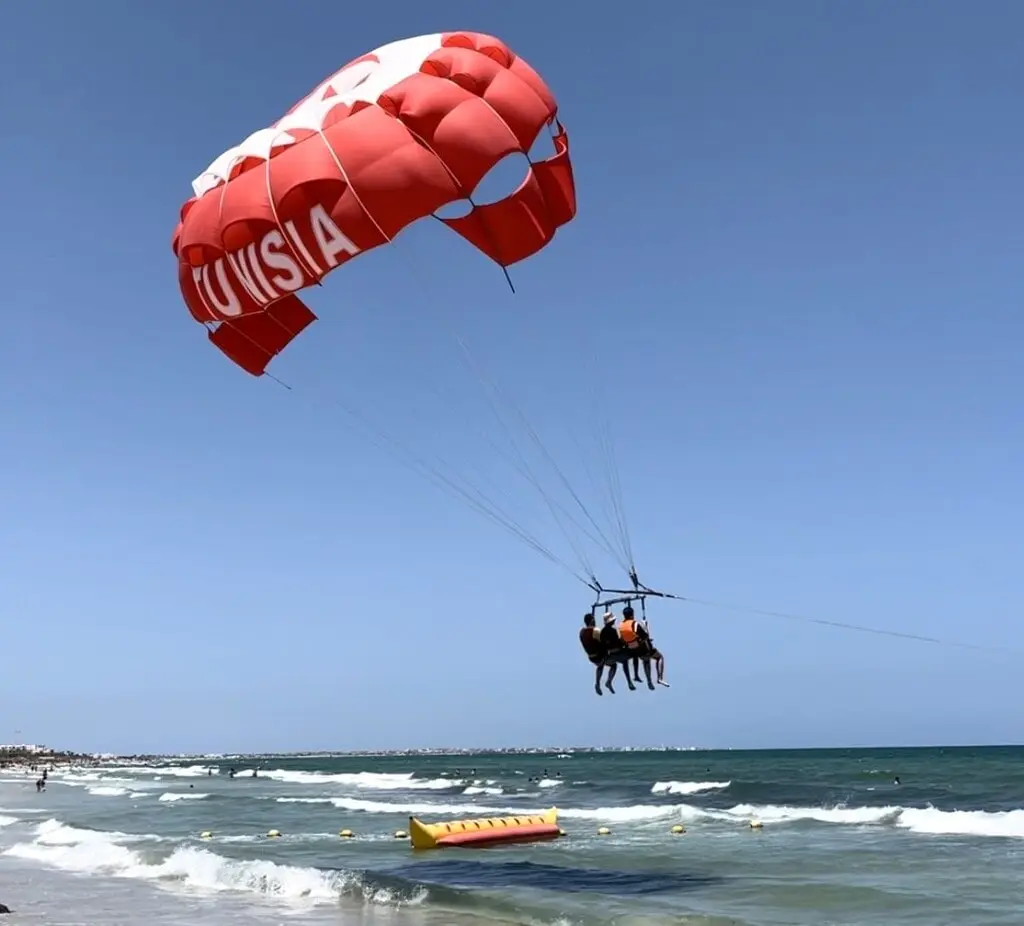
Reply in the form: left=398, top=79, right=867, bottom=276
left=7, top=741, right=1024, bottom=760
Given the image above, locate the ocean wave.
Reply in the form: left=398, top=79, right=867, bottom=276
left=254, top=768, right=456, bottom=790
left=677, top=801, right=1024, bottom=839
left=158, top=792, right=210, bottom=802
left=0, top=814, right=17, bottom=827
left=897, top=806, right=1024, bottom=839
left=463, top=786, right=504, bottom=796
left=58, top=772, right=105, bottom=783
left=104, top=764, right=219, bottom=779
left=23, top=819, right=154, bottom=847
left=60, top=773, right=137, bottom=785
left=717, top=802, right=899, bottom=826
left=559, top=805, right=682, bottom=822
left=315, top=794, right=682, bottom=823
left=651, top=780, right=731, bottom=795
left=328, top=796, right=501, bottom=816
left=86, top=785, right=132, bottom=797
left=2, top=818, right=425, bottom=908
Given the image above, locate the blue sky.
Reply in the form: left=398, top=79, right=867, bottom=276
left=2, top=1, right=1021, bottom=755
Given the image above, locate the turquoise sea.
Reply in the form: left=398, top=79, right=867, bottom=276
left=2, top=746, right=1023, bottom=925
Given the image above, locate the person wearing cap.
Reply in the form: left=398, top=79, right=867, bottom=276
left=597, top=610, right=636, bottom=693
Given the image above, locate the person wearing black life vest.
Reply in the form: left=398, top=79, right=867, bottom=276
left=579, top=612, right=609, bottom=695
left=601, top=610, right=637, bottom=693
left=580, top=611, right=637, bottom=695
left=618, top=605, right=656, bottom=690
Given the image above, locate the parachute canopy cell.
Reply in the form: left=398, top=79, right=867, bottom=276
left=171, top=31, right=577, bottom=376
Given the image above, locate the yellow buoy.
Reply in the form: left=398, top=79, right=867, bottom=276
left=199, top=831, right=213, bottom=839
left=749, top=820, right=763, bottom=829
left=394, top=830, right=408, bottom=839
left=597, top=826, right=611, bottom=836
left=670, top=824, right=685, bottom=835
left=266, top=829, right=281, bottom=838
left=339, top=829, right=354, bottom=839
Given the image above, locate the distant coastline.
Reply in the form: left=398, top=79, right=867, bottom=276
left=3, top=743, right=1019, bottom=766
left=0, top=744, right=707, bottom=766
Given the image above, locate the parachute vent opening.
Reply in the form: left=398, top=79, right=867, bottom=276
left=434, top=198, right=474, bottom=220
left=432, top=150, right=533, bottom=219
left=527, top=124, right=559, bottom=162
left=471, top=152, right=532, bottom=206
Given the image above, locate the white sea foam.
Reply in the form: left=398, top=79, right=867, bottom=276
left=558, top=804, right=682, bottom=822
left=17, top=819, right=152, bottom=849
left=897, top=806, right=1024, bottom=839
left=715, top=802, right=900, bottom=826
left=255, top=768, right=456, bottom=790
left=305, top=794, right=682, bottom=822
left=108, top=764, right=218, bottom=779
left=1, top=818, right=424, bottom=907
left=87, top=785, right=132, bottom=797
left=651, top=780, right=731, bottom=795
left=158, top=792, right=209, bottom=802
left=673, top=801, right=1024, bottom=839
left=327, top=796, right=501, bottom=816
left=59, top=772, right=105, bottom=783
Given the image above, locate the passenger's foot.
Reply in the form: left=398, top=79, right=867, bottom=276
left=605, top=682, right=616, bottom=694
left=594, top=683, right=603, bottom=696
left=647, top=681, right=656, bottom=690
left=657, top=680, right=671, bottom=687
left=627, top=681, right=637, bottom=691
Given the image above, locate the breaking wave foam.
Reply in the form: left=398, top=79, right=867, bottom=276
left=678, top=802, right=1024, bottom=838
left=109, top=764, right=218, bottom=779
left=717, top=803, right=899, bottom=826
left=651, top=780, right=731, bottom=795
left=327, top=796, right=500, bottom=816
left=256, top=769, right=455, bottom=790
left=158, top=792, right=209, bottom=802
left=296, top=794, right=682, bottom=822
left=2, top=819, right=423, bottom=907
left=897, top=807, right=1024, bottom=839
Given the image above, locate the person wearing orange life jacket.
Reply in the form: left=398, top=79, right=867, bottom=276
left=618, top=606, right=655, bottom=690
left=623, top=605, right=670, bottom=687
